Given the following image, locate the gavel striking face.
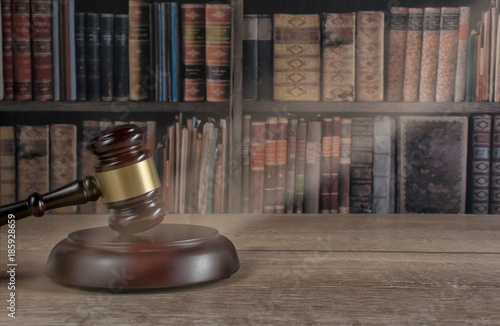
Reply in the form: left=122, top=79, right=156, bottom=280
left=0, top=124, right=167, bottom=235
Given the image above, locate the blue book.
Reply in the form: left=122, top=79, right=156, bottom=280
left=171, top=2, right=180, bottom=102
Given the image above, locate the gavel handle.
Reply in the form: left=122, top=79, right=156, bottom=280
left=0, top=176, right=101, bottom=225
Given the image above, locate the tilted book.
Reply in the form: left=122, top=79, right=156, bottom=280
left=398, top=116, right=468, bottom=213
left=273, top=14, right=321, bottom=101
left=274, top=117, right=288, bottom=214
left=402, top=8, right=424, bottom=102
left=285, top=118, right=298, bottom=213
left=356, top=11, right=384, bottom=102
left=418, top=7, right=441, bottom=102
left=322, top=12, right=356, bottom=102
left=385, top=7, right=408, bottom=102
left=250, top=121, right=265, bottom=214
left=0, top=126, right=16, bottom=205
left=263, top=116, right=277, bottom=214
left=2, top=0, right=14, bottom=100
left=454, top=7, right=470, bottom=102
left=338, top=118, right=351, bottom=214
left=12, top=0, right=32, bottom=100
left=129, top=0, right=150, bottom=101
left=490, top=115, right=500, bottom=214
left=304, top=121, right=322, bottom=213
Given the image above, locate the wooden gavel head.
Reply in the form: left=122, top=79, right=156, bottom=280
left=88, top=124, right=166, bottom=235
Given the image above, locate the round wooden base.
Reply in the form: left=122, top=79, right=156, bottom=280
left=45, top=224, right=240, bottom=289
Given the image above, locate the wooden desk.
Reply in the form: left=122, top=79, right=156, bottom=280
left=1, top=214, right=500, bottom=325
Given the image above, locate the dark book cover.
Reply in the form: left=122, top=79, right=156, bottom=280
left=398, top=116, right=468, bottom=214
left=85, top=13, right=100, bottom=101
left=100, top=14, right=114, bottom=101
left=12, top=0, right=32, bottom=100
left=304, top=121, right=322, bottom=213
left=320, top=118, right=333, bottom=213
left=0, top=126, right=16, bottom=205
left=2, top=0, right=15, bottom=100
left=274, top=117, right=288, bottom=213
left=129, top=0, right=150, bottom=101
left=338, top=118, right=352, bottom=214
left=75, top=12, right=86, bottom=100
left=263, top=117, right=277, bottom=214
left=329, top=116, right=340, bottom=213
left=149, top=3, right=156, bottom=101
left=465, top=31, right=478, bottom=102
left=250, top=121, right=265, bottom=214
left=490, top=115, right=500, bottom=214
left=285, top=118, right=298, bottom=213
left=241, top=115, right=251, bottom=213
left=242, top=15, right=258, bottom=100
left=113, top=14, right=129, bottom=101
left=170, top=2, right=180, bottom=102
left=257, top=14, right=272, bottom=100
left=294, top=119, right=307, bottom=213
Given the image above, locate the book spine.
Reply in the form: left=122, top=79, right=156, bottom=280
left=402, top=8, right=424, bottom=102
left=476, top=22, right=484, bottom=102
left=180, top=3, right=205, bottom=101
left=51, top=0, right=59, bottom=101
left=68, top=0, right=75, bottom=100
left=304, top=121, right=322, bottom=213
left=320, top=118, right=333, bottom=213
left=418, top=7, right=441, bottom=102
left=435, top=7, right=460, bottom=102
left=273, top=14, right=321, bottom=101
left=241, top=115, right=251, bottom=213
left=16, top=125, right=49, bottom=200
left=339, top=119, right=352, bottom=213
left=372, top=116, right=396, bottom=214
left=85, top=13, right=100, bottom=101
left=481, top=10, right=490, bottom=102
left=263, top=116, right=277, bottom=214
left=242, top=15, right=258, bottom=100
left=0, top=3, right=2, bottom=101
left=468, top=115, right=491, bottom=214
left=490, top=7, right=497, bottom=102
left=285, top=118, right=297, bottom=213
left=149, top=3, right=156, bottom=101
left=129, top=0, right=150, bottom=101
left=356, top=11, right=384, bottom=102
left=329, top=116, right=341, bottom=213
left=75, top=12, right=86, bottom=100
left=250, top=121, right=265, bottom=214
left=1, top=0, right=14, bottom=100
left=322, top=12, right=355, bottom=102
left=31, top=0, right=53, bottom=101
left=170, top=2, right=180, bottom=102
left=496, top=15, right=500, bottom=102
left=0, top=126, right=16, bottom=205
left=257, top=14, right=272, bottom=100
left=100, top=14, right=114, bottom=101
left=12, top=0, right=32, bottom=100
left=50, top=124, right=77, bottom=213
left=490, top=115, right=500, bottom=213
left=294, top=119, right=307, bottom=213
left=466, top=31, right=478, bottom=102
left=205, top=3, right=231, bottom=102
left=274, top=117, right=288, bottom=214
left=57, top=0, right=64, bottom=100
left=385, top=7, right=408, bottom=102
left=454, top=7, right=470, bottom=102
left=114, top=14, right=129, bottom=101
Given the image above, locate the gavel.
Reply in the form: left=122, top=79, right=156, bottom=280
left=0, top=124, right=167, bottom=235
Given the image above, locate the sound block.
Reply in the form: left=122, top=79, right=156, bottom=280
left=45, top=224, right=239, bottom=289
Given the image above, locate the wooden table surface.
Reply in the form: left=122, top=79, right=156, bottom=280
left=1, top=213, right=500, bottom=325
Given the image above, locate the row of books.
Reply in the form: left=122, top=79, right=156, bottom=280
left=243, top=2, right=500, bottom=103
left=0, top=117, right=229, bottom=215
left=0, top=0, right=232, bottom=102
left=241, top=114, right=500, bottom=215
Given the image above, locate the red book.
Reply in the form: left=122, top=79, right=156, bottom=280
left=320, top=118, right=333, bottom=213
left=274, top=117, right=288, bottom=213
left=1, top=0, right=15, bottom=100
left=12, top=0, right=32, bottom=100
left=31, top=0, right=54, bottom=100
left=250, top=121, right=265, bottom=214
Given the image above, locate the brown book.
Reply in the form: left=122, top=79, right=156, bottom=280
left=402, top=8, right=424, bottom=102
left=205, top=3, right=231, bottom=102
left=50, top=124, right=77, bottom=213
left=435, top=7, right=460, bottom=102
left=181, top=3, right=205, bottom=101
left=419, top=7, right=441, bottom=102
left=0, top=126, right=16, bottom=205
left=273, top=14, right=321, bottom=101
left=31, top=0, right=53, bottom=101
left=263, top=116, right=277, bottom=214
left=293, top=119, right=307, bottom=213
left=385, top=7, right=408, bottom=102
left=304, top=121, right=322, bottom=213
left=274, top=117, right=288, bottom=214
left=338, top=118, right=352, bottom=214
left=241, top=115, right=251, bottom=213
left=2, top=0, right=14, bottom=100
left=320, top=118, right=333, bottom=213
left=285, top=118, right=298, bottom=213
left=329, top=116, right=341, bottom=213
left=78, top=120, right=98, bottom=214
left=16, top=125, right=49, bottom=200
left=129, top=0, right=150, bottom=101
left=454, top=7, right=470, bottom=102
left=321, top=12, right=355, bottom=101
left=250, top=121, right=265, bottom=214
left=356, top=11, right=384, bottom=102
left=12, top=0, right=32, bottom=100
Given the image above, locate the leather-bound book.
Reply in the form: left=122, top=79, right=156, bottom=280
left=273, top=14, right=321, bottom=101
left=241, top=115, right=251, bottom=213
left=263, top=117, right=277, bottom=214
left=50, top=124, right=77, bottom=213
left=129, top=0, right=150, bottom=101
left=257, top=14, right=273, bottom=100
left=320, top=118, right=333, bottom=213
left=243, top=15, right=258, bottom=100
left=31, top=0, right=53, bottom=101
left=322, top=12, right=355, bottom=102
left=181, top=3, right=205, bottom=101
left=250, top=121, right=265, bottom=214
left=16, top=126, right=49, bottom=200
left=435, top=7, right=460, bottom=102
left=466, top=30, right=478, bottom=102
left=402, top=8, right=424, bottom=102
left=304, top=121, right=322, bottom=213
left=385, top=7, right=408, bottom=102
left=100, top=14, right=114, bottom=101
left=489, top=115, right=500, bottom=214
left=113, top=14, right=129, bottom=101
left=418, top=7, right=441, bottom=102
left=2, top=0, right=14, bottom=100
left=205, top=3, right=231, bottom=102
left=338, top=118, right=351, bottom=214
left=454, top=7, right=470, bottom=102
left=51, top=0, right=59, bottom=101
left=467, top=115, right=491, bottom=214
left=12, top=0, right=32, bottom=100
left=349, top=117, right=374, bottom=213
left=75, top=12, right=86, bottom=101
left=293, top=119, right=307, bottom=213
left=170, top=2, right=180, bottom=102
left=398, top=116, right=468, bottom=213
left=495, top=15, right=500, bottom=103
left=274, top=117, right=288, bottom=214
left=0, top=126, right=16, bottom=205
left=285, top=118, right=298, bottom=213
left=85, top=13, right=100, bottom=101
left=372, top=116, right=396, bottom=214
left=329, top=117, right=341, bottom=213
left=356, top=11, right=384, bottom=102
